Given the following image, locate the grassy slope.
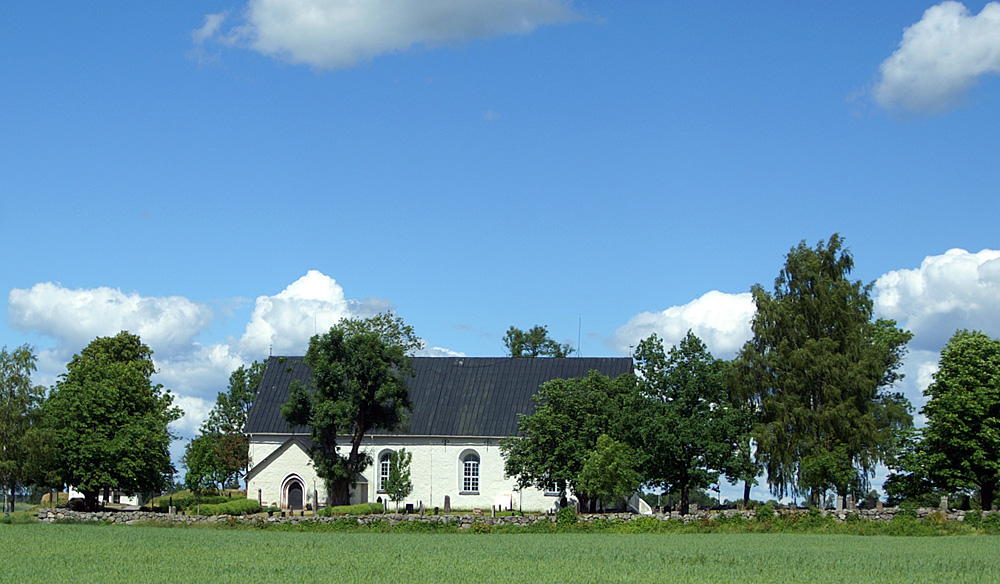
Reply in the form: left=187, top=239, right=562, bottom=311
left=1, top=525, right=997, bottom=584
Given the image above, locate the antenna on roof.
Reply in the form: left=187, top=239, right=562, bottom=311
left=577, top=316, right=582, bottom=358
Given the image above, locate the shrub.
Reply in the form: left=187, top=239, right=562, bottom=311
left=755, top=503, right=775, bottom=522
left=196, top=499, right=261, bottom=516
left=965, top=510, right=982, bottom=527
left=556, top=506, right=578, bottom=527
left=981, top=512, right=1000, bottom=535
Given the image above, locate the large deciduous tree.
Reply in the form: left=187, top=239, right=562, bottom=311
left=627, top=332, right=746, bottom=514
left=282, top=314, right=422, bottom=506
left=500, top=370, right=634, bottom=511
left=920, top=330, right=1000, bottom=510
left=734, top=235, right=913, bottom=503
left=0, top=345, right=54, bottom=515
left=503, top=325, right=573, bottom=358
left=43, top=332, right=182, bottom=510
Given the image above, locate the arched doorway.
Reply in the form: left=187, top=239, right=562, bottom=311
left=287, top=481, right=304, bottom=510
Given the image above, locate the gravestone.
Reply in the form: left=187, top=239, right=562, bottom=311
left=444, top=495, right=451, bottom=513
left=876, top=500, right=883, bottom=511
left=940, top=496, right=949, bottom=512
left=846, top=495, right=855, bottom=511
left=836, top=496, right=844, bottom=511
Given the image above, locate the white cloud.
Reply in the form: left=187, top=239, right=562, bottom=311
left=193, top=12, right=229, bottom=44
left=201, top=0, right=580, bottom=70
left=874, top=248, right=1000, bottom=351
left=170, top=394, right=214, bottom=438
left=874, top=1, right=1000, bottom=113
left=155, top=343, right=248, bottom=402
left=8, top=282, right=213, bottom=360
left=610, top=290, right=755, bottom=359
left=417, top=346, right=466, bottom=358
left=236, top=270, right=391, bottom=357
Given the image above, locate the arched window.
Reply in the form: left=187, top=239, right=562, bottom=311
left=378, top=451, right=392, bottom=492
left=462, top=452, right=480, bottom=494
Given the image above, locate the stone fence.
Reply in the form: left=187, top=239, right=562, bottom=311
left=36, top=506, right=993, bottom=527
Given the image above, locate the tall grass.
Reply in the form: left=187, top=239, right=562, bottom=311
left=0, top=525, right=996, bottom=583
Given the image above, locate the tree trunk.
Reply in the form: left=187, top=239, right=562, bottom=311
left=679, top=483, right=690, bottom=516
left=743, top=481, right=752, bottom=507
left=330, top=479, right=351, bottom=507
left=84, top=490, right=98, bottom=511
left=981, top=479, right=996, bottom=512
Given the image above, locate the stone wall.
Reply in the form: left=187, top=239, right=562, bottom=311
left=36, top=506, right=995, bottom=527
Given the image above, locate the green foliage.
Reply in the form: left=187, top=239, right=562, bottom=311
left=981, top=512, right=1000, bottom=534
left=629, top=332, right=746, bottom=514
left=755, top=502, right=775, bottom=522
left=194, top=498, right=261, bottom=516
left=503, top=325, right=573, bottom=357
left=282, top=314, right=421, bottom=505
left=500, top=370, right=635, bottom=511
left=384, top=449, right=413, bottom=511
left=149, top=493, right=230, bottom=513
left=920, top=330, right=1000, bottom=510
left=42, top=332, right=182, bottom=509
left=0, top=345, right=56, bottom=513
left=183, top=434, right=231, bottom=493
left=734, top=235, right=914, bottom=502
left=556, top=506, right=577, bottom=526
left=577, top=434, right=640, bottom=507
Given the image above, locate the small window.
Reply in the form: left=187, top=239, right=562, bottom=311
left=462, top=452, right=480, bottom=494
left=378, top=452, right=392, bottom=493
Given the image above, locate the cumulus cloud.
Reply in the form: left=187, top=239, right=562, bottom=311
left=874, top=248, right=1000, bottom=351
left=610, top=290, right=755, bottom=359
left=874, top=1, right=1000, bottom=113
left=198, top=0, right=580, bottom=70
left=8, top=282, right=213, bottom=359
left=170, top=394, right=214, bottom=437
left=236, top=270, right=391, bottom=357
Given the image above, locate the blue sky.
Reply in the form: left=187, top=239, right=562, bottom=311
left=3, top=1, right=1000, bottom=497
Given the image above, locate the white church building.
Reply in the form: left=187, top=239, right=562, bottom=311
left=244, top=356, right=633, bottom=513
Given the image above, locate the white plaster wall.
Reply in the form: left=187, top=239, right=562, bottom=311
left=247, top=434, right=559, bottom=512
left=246, top=439, right=323, bottom=509
left=358, top=435, right=559, bottom=513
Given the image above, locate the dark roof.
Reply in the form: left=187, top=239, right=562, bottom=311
left=244, top=356, right=633, bottom=437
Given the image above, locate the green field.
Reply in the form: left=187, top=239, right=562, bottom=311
left=1, top=524, right=997, bottom=583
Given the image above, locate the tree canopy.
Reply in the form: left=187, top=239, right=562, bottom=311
left=0, top=345, right=54, bottom=514
left=282, top=313, right=422, bottom=506
left=920, top=330, right=1000, bottom=510
left=734, top=234, right=913, bottom=502
left=43, top=331, right=181, bottom=509
left=500, top=370, right=634, bottom=511
left=503, top=325, right=573, bottom=358
left=627, top=332, right=747, bottom=514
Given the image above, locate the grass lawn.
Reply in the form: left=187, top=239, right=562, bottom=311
left=1, top=524, right=996, bottom=583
